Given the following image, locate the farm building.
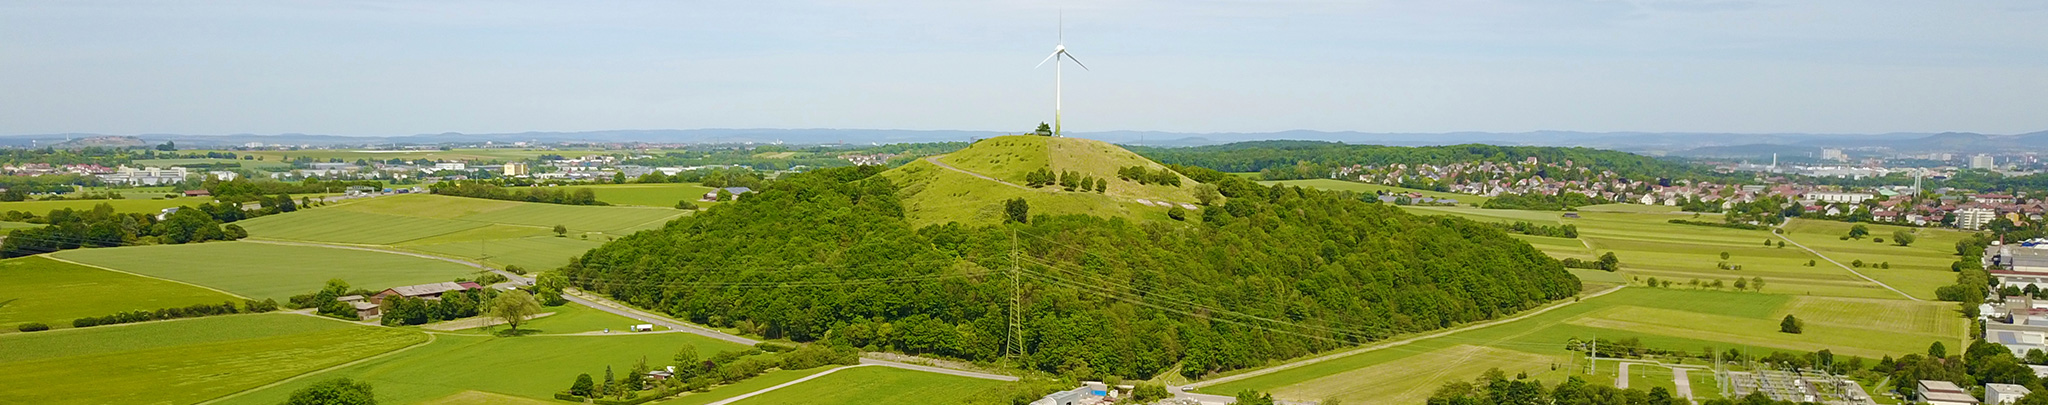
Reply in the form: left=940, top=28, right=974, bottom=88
left=337, top=295, right=380, bottom=319
left=182, top=189, right=210, bottom=197
left=1918, top=380, right=1980, bottom=405
left=369, top=281, right=483, bottom=306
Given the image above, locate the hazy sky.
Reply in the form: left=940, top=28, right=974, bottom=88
left=3, top=0, right=2044, bottom=136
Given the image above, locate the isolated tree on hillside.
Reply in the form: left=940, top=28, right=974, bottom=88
left=1167, top=206, right=1187, bottom=221
left=1848, top=224, right=1870, bottom=239
left=1780, top=315, right=1803, bottom=334
left=1894, top=230, right=1917, bottom=246
left=1034, top=122, right=1053, bottom=136
left=554, top=225, right=568, bottom=237
left=1751, top=277, right=1765, bottom=291
left=1005, top=198, right=1029, bottom=224
left=1194, top=183, right=1222, bottom=206
left=285, top=378, right=374, bottom=405
left=1720, top=251, right=1731, bottom=260
left=1597, top=252, right=1620, bottom=271
left=1735, top=278, right=1748, bottom=290
left=489, top=290, right=542, bottom=333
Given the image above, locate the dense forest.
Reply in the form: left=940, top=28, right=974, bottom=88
left=561, top=165, right=1580, bottom=380
left=1133, top=141, right=1738, bottom=182
left=0, top=201, right=263, bottom=257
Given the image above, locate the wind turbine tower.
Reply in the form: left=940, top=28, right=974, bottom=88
left=1035, top=13, right=1088, bottom=137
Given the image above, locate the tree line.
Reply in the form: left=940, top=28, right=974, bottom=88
left=560, top=164, right=1580, bottom=381
left=69, top=299, right=280, bottom=328
left=428, top=181, right=606, bottom=205
left=1116, top=165, right=1183, bottom=186
left=1133, top=141, right=1741, bottom=184
left=0, top=201, right=266, bottom=258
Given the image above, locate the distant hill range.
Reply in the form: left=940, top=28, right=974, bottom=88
left=4, top=129, right=2046, bottom=155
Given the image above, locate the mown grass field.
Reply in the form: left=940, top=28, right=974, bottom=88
left=1777, top=219, right=1974, bottom=300
left=0, top=256, right=240, bottom=332
left=214, top=331, right=751, bottom=404
left=0, top=313, right=425, bottom=405
left=457, top=302, right=646, bottom=334
left=1403, top=206, right=1922, bottom=300
left=728, top=365, right=1007, bottom=405
left=0, top=195, right=216, bottom=215
left=1258, top=178, right=1494, bottom=206
left=50, top=241, right=483, bottom=300
left=232, top=193, right=683, bottom=271
left=1200, top=287, right=1963, bottom=404
left=572, top=182, right=716, bottom=207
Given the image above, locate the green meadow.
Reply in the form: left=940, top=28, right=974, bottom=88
left=1258, top=178, right=1495, bottom=206
left=1402, top=206, right=1920, bottom=300
left=728, top=365, right=1007, bottom=405
left=0, top=313, right=425, bottom=405
left=232, top=193, right=684, bottom=271
left=1777, top=219, right=1975, bottom=300
left=0, top=196, right=217, bottom=215
left=213, top=330, right=752, bottom=404
left=883, top=136, right=1197, bottom=226
left=571, top=182, right=717, bottom=207
left=50, top=241, right=482, bottom=300
left=0, top=256, right=240, bottom=332
left=1199, top=287, right=1964, bottom=404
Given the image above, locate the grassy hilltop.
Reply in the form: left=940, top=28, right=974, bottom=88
left=883, top=135, right=1200, bottom=226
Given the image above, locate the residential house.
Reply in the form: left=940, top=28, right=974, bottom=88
left=99, top=166, right=189, bottom=186
left=702, top=187, right=753, bottom=202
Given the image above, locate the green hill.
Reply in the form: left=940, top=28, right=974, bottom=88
left=884, top=135, right=1200, bottom=226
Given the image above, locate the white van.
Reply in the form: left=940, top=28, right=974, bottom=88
left=631, top=324, right=654, bottom=332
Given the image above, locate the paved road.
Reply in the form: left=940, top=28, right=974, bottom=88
left=1771, top=223, right=1920, bottom=301
left=563, top=290, right=1019, bottom=382
left=1674, top=368, right=1693, bottom=401
left=1189, top=285, right=1627, bottom=389
left=1617, top=362, right=1633, bottom=389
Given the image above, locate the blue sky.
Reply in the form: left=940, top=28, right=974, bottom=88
left=2, top=0, right=2044, bottom=136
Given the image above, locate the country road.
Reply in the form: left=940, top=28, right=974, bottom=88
left=1189, top=285, right=1627, bottom=390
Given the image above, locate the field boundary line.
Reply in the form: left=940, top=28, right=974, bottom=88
left=194, top=330, right=437, bottom=405
left=1189, top=285, right=1625, bottom=389
left=702, top=364, right=871, bottom=405
left=1772, top=224, right=1921, bottom=301
left=39, top=254, right=252, bottom=300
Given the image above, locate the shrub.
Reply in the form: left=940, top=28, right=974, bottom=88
left=1780, top=315, right=1804, bottom=334
left=16, top=322, right=49, bottom=332
left=755, top=342, right=796, bottom=352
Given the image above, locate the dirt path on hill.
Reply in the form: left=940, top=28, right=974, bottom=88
left=1771, top=224, right=1921, bottom=301
left=925, top=156, right=1032, bottom=190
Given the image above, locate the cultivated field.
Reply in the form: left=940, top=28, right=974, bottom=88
left=571, top=183, right=716, bottom=207
left=0, top=256, right=240, bottom=332
left=0, top=313, right=425, bottom=405
left=1777, top=219, right=1974, bottom=300
left=0, top=195, right=216, bottom=215
left=232, top=193, right=683, bottom=270
left=214, top=331, right=751, bottom=404
left=1199, top=287, right=1963, bottom=404
left=1258, top=178, right=1494, bottom=206
left=727, top=365, right=1007, bottom=405
left=455, top=302, right=646, bottom=334
left=1402, top=206, right=1922, bottom=300
left=49, top=241, right=483, bottom=300
left=884, top=136, right=1198, bottom=226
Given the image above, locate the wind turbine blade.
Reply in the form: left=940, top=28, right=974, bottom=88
left=1062, top=51, right=1089, bottom=71
left=1035, top=51, right=1059, bottom=68
left=1058, top=10, right=1063, bottom=43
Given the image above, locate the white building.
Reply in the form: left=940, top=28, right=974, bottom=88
left=1919, top=380, right=1981, bottom=405
left=1989, top=383, right=2031, bottom=404
left=1975, top=154, right=1999, bottom=170
left=1959, top=208, right=2000, bottom=230
left=432, top=162, right=467, bottom=171
left=98, top=166, right=189, bottom=186
left=1807, top=192, right=1874, bottom=204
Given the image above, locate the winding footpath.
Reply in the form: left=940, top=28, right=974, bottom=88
left=1189, top=285, right=1627, bottom=389
left=925, top=156, right=1032, bottom=190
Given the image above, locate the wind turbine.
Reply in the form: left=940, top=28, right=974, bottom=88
left=1034, top=13, right=1087, bottom=137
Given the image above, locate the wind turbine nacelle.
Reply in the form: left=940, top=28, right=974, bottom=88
left=1055, top=44, right=1066, bottom=52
